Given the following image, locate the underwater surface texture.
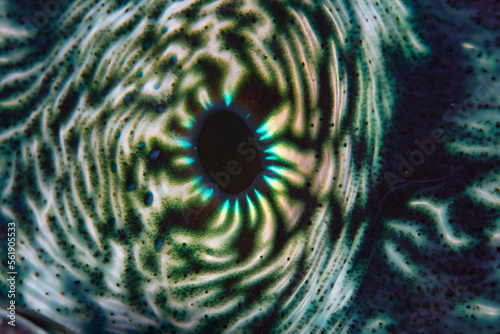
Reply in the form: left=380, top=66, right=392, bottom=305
left=0, top=0, right=499, bottom=333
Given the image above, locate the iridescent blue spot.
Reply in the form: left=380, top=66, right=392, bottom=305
left=111, top=162, right=117, bottom=172
left=149, top=149, right=160, bottom=160
left=171, top=55, right=177, bottom=64
left=155, top=238, right=162, bottom=252
left=138, top=141, right=146, bottom=149
left=161, top=27, right=168, bottom=34
left=124, top=93, right=131, bottom=101
left=137, top=70, right=143, bottom=78
left=207, top=249, right=213, bottom=255
left=115, top=132, right=121, bottom=139
left=178, top=140, right=191, bottom=148
left=144, top=192, right=154, bottom=206
left=143, top=41, right=150, bottom=49
left=156, top=105, right=164, bottom=113
left=154, top=83, right=160, bottom=90
left=126, top=182, right=137, bottom=191
left=108, top=218, right=115, bottom=227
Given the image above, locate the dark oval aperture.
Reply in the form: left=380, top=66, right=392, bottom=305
left=197, top=110, right=263, bottom=194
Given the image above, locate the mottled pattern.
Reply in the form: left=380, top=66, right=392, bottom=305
left=0, top=0, right=499, bottom=333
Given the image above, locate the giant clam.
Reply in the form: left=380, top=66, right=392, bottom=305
left=0, top=0, right=499, bottom=333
